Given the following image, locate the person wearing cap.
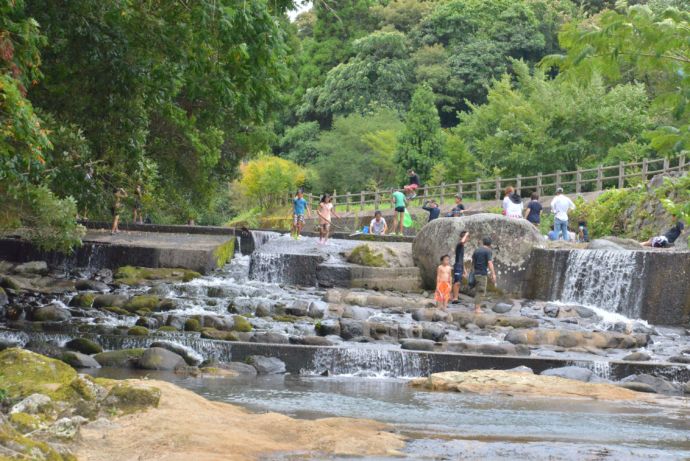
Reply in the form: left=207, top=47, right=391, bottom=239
left=422, top=199, right=441, bottom=222
left=550, top=187, right=576, bottom=241
left=447, top=194, right=465, bottom=217
left=471, top=237, right=496, bottom=314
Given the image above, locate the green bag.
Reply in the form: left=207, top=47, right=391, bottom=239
left=403, top=210, right=413, bottom=228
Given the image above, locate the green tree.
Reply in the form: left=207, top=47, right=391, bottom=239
left=395, top=84, right=443, bottom=180
left=278, top=121, right=321, bottom=165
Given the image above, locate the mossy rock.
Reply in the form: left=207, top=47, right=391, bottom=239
left=0, top=422, right=74, bottom=460
left=157, top=325, right=178, bottom=332
left=0, top=348, right=77, bottom=401
left=127, top=326, right=150, bottom=336
left=232, top=315, right=253, bottom=332
left=65, top=338, right=103, bottom=355
left=272, top=314, right=299, bottom=323
left=184, top=318, right=202, bottom=332
left=200, top=328, right=238, bottom=341
left=69, top=293, right=95, bottom=308
left=156, top=298, right=175, bottom=311
left=93, top=349, right=146, bottom=368
left=114, top=266, right=201, bottom=285
left=213, top=237, right=236, bottom=268
left=346, top=244, right=388, bottom=267
left=1, top=275, right=21, bottom=290
left=124, top=295, right=161, bottom=312
left=103, top=306, right=132, bottom=316
left=9, top=412, right=45, bottom=433
left=106, top=383, right=161, bottom=414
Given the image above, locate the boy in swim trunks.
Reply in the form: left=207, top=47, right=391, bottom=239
left=435, top=255, right=452, bottom=310
left=291, top=189, right=311, bottom=240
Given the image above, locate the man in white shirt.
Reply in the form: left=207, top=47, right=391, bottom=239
left=550, top=188, right=576, bottom=241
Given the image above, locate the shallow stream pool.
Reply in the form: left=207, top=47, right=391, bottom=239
left=90, top=368, right=690, bottom=460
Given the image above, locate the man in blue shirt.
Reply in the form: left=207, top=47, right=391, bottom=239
left=422, top=200, right=441, bottom=222
left=291, top=189, right=311, bottom=240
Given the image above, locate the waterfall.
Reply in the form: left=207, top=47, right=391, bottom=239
left=303, top=346, right=429, bottom=378
left=248, top=252, right=289, bottom=284
left=554, top=250, right=646, bottom=318
left=251, top=231, right=281, bottom=249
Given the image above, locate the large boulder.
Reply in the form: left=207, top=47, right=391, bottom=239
left=137, top=347, right=186, bottom=371
left=412, top=214, right=544, bottom=294
left=588, top=237, right=643, bottom=251
left=33, top=304, right=71, bottom=322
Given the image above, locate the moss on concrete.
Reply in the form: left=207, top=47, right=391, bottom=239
left=347, top=244, right=388, bottom=268
left=212, top=237, right=236, bottom=268
left=232, top=315, right=252, bottom=332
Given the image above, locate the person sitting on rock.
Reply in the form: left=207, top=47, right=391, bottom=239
left=435, top=255, right=452, bottom=310
left=640, top=217, right=685, bottom=248
left=447, top=195, right=465, bottom=217
left=369, top=211, right=388, bottom=235
left=422, top=199, right=441, bottom=222
left=403, top=169, right=420, bottom=199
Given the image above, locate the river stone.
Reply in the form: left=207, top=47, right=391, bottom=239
left=33, top=304, right=71, bottom=322
left=250, top=332, right=289, bottom=344
left=14, top=261, right=49, bottom=275
left=575, top=306, right=596, bottom=318
left=74, top=279, right=109, bottom=292
left=588, top=237, right=643, bottom=251
left=492, top=303, right=513, bottom=314
left=93, top=294, right=128, bottom=308
left=622, top=352, right=651, bottom=362
left=339, top=319, right=370, bottom=340
left=400, top=339, right=436, bottom=351
left=342, top=305, right=374, bottom=321
left=445, top=341, right=529, bottom=356
left=289, top=336, right=335, bottom=346
left=543, top=303, right=560, bottom=318
left=668, top=355, right=690, bottom=364
left=149, top=341, right=203, bottom=366
left=286, top=300, right=310, bottom=317
left=61, top=351, right=101, bottom=369
left=199, top=315, right=233, bottom=331
left=255, top=305, right=271, bottom=317
left=308, top=301, right=327, bottom=319
left=620, top=374, right=678, bottom=394
left=223, top=362, right=258, bottom=375
left=66, top=338, right=103, bottom=355
left=249, top=355, right=286, bottom=374
left=618, top=382, right=657, bottom=393
left=138, top=347, right=186, bottom=371
left=504, top=329, right=647, bottom=349
left=540, top=366, right=593, bottom=382
left=506, top=366, right=534, bottom=374
left=93, top=349, right=146, bottom=368
left=421, top=323, right=447, bottom=342
left=412, top=308, right=452, bottom=322
left=10, top=393, right=52, bottom=415
left=412, top=214, right=544, bottom=293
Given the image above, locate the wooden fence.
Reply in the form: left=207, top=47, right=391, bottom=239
left=294, top=154, right=688, bottom=212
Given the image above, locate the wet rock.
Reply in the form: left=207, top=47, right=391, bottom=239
left=618, top=382, right=657, bottom=393
left=93, top=294, right=128, bottom=308
left=504, top=328, right=647, bottom=349
left=0, top=287, right=8, bottom=307
left=200, top=328, right=238, bottom=341
left=222, top=362, right=258, bottom=375
left=1, top=275, right=21, bottom=290
left=308, top=301, right=327, bottom=319
left=74, top=279, right=109, bottom=292
left=540, top=366, right=593, bottom=382
left=543, top=303, right=560, bottom=318
left=136, top=316, right=160, bottom=330
left=622, top=352, right=651, bottom=362
left=421, top=323, right=447, bottom=342
left=251, top=332, right=289, bottom=344
left=339, top=319, right=370, bottom=340
left=93, top=349, right=146, bottom=368
left=124, top=295, right=161, bottom=312
left=24, top=340, right=65, bottom=359
left=10, top=393, right=52, bottom=415
left=397, top=324, right=422, bottom=339
left=619, top=374, right=678, bottom=395
left=668, top=355, right=690, bottom=364
left=412, top=308, right=452, bottom=322
left=127, top=326, right=149, bottom=336
left=290, top=336, right=335, bottom=346
left=150, top=341, right=203, bottom=366
left=33, top=303, right=71, bottom=322
left=66, top=338, right=103, bottom=355
left=454, top=312, right=539, bottom=329
left=164, top=314, right=187, bottom=330
left=400, top=339, right=436, bottom=351
left=69, top=292, right=95, bottom=308
left=255, top=305, right=271, bottom=317
left=575, top=306, right=596, bottom=318
left=61, top=351, right=101, bottom=369
left=316, top=319, right=341, bottom=337
left=0, top=338, right=20, bottom=351
left=200, top=315, right=233, bottom=331
left=506, top=366, right=534, bottom=374
left=138, top=347, right=186, bottom=371
left=286, top=300, right=310, bottom=317
left=14, top=261, right=48, bottom=275
left=249, top=355, right=286, bottom=374
left=342, top=305, right=374, bottom=320
left=412, top=214, right=544, bottom=294
left=612, top=322, right=632, bottom=334
left=492, top=303, right=512, bottom=314
left=445, top=341, right=529, bottom=356
left=588, top=237, right=643, bottom=251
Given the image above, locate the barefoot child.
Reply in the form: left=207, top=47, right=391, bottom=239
left=291, top=189, right=311, bottom=240
left=451, top=230, right=469, bottom=303
left=317, top=194, right=339, bottom=244
left=435, top=255, right=452, bottom=310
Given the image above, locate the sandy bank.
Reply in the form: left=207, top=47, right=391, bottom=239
left=75, top=379, right=405, bottom=461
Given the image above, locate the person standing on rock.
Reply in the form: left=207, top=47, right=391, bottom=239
left=505, top=190, right=524, bottom=219
left=550, top=187, right=576, bottom=241
left=317, top=194, right=339, bottom=245
left=110, top=187, right=127, bottom=234
left=291, top=189, right=311, bottom=240
left=524, top=192, right=542, bottom=226
left=391, top=189, right=406, bottom=236
left=471, top=237, right=496, bottom=314
left=451, top=230, right=469, bottom=304
left=435, top=255, right=452, bottom=310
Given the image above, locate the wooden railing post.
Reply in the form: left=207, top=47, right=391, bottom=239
left=440, top=182, right=446, bottom=205
left=374, top=191, right=380, bottom=209
left=663, top=157, right=670, bottom=172
left=360, top=191, right=365, bottom=211
left=680, top=154, right=686, bottom=172
left=556, top=170, right=562, bottom=191
left=576, top=168, right=582, bottom=194
left=618, top=161, right=625, bottom=188
left=457, top=180, right=463, bottom=197
left=537, top=173, right=543, bottom=197
left=596, top=165, right=603, bottom=191
left=423, top=185, right=429, bottom=204
left=642, top=158, right=648, bottom=180
left=516, top=175, right=522, bottom=196
left=332, top=190, right=337, bottom=207
left=475, top=179, right=481, bottom=201
left=495, top=177, right=501, bottom=200
left=346, top=192, right=351, bottom=212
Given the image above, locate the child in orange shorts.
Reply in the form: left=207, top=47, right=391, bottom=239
left=435, top=255, right=452, bottom=310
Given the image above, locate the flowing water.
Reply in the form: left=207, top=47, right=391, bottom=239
left=89, top=368, right=690, bottom=460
